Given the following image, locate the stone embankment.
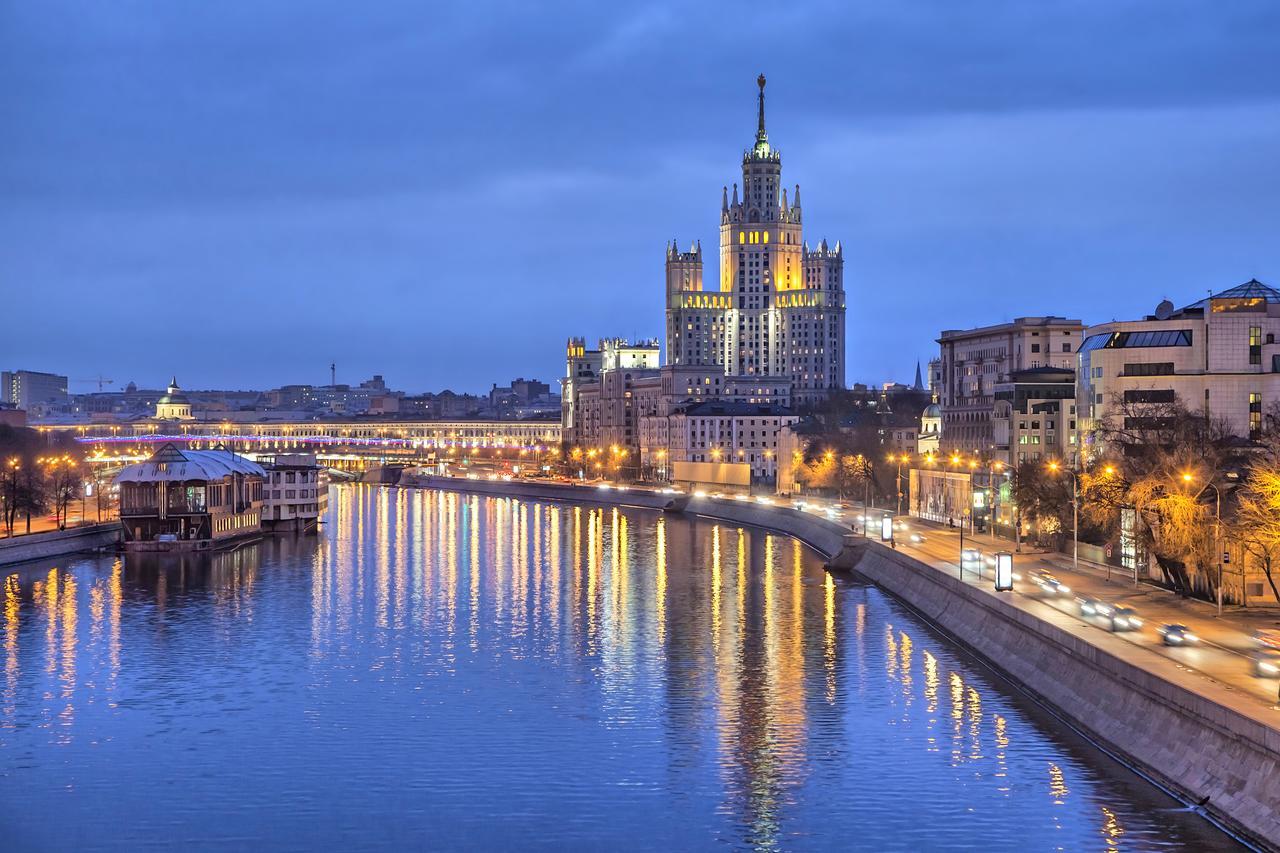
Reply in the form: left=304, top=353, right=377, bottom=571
left=0, top=523, right=121, bottom=567
left=399, top=476, right=1279, bottom=849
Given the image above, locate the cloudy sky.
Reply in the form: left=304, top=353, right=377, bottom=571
left=3, top=1, right=1279, bottom=394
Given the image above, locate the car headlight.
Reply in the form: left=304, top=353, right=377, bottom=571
left=1183, top=633, right=1198, bottom=642
left=1261, top=662, right=1280, bottom=674
left=1058, top=585, right=1070, bottom=594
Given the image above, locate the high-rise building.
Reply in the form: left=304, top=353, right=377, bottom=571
left=1, top=369, right=68, bottom=411
left=664, top=75, right=846, bottom=406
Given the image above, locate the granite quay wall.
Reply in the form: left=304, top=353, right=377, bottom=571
left=844, top=540, right=1280, bottom=850
left=0, top=523, right=121, bottom=567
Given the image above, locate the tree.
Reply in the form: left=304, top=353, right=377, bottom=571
left=1011, top=461, right=1073, bottom=544
left=1233, top=441, right=1280, bottom=602
left=1083, top=393, right=1239, bottom=595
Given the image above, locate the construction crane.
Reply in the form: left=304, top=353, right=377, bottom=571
left=72, top=376, right=115, bottom=392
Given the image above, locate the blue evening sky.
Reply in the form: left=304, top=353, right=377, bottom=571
left=3, top=1, right=1279, bottom=394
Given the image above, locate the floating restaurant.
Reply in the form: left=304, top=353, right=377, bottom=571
left=115, top=443, right=265, bottom=550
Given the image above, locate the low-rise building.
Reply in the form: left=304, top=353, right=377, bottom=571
left=1079, top=280, right=1280, bottom=444
left=640, top=401, right=797, bottom=483
left=154, top=377, right=194, bottom=420
left=262, top=453, right=329, bottom=531
left=992, top=367, right=1078, bottom=467
left=116, top=443, right=264, bottom=550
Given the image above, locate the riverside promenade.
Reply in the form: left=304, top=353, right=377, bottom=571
left=401, top=474, right=1280, bottom=850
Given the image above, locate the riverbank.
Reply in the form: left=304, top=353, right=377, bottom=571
left=0, top=522, right=121, bottom=567
left=397, top=476, right=1279, bottom=850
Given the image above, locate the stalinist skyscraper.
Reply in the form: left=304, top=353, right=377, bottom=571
left=665, top=74, right=847, bottom=406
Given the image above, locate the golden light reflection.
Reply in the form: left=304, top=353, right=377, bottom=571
left=1049, top=762, right=1070, bottom=805
left=655, top=516, right=667, bottom=646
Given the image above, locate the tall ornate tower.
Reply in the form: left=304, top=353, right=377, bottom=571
left=664, top=75, right=846, bottom=405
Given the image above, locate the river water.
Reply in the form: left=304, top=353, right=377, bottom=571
left=0, top=486, right=1238, bottom=851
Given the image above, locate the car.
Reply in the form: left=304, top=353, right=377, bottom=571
left=1252, top=629, right=1280, bottom=651
left=909, top=532, right=926, bottom=544
left=1157, top=624, right=1198, bottom=646
left=1077, top=596, right=1103, bottom=617
left=1109, top=606, right=1142, bottom=631
left=1033, top=571, right=1071, bottom=597
left=1253, top=649, right=1280, bottom=678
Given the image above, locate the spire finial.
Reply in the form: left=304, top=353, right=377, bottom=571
left=756, top=73, right=767, bottom=145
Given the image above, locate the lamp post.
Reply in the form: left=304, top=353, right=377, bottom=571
left=1184, top=472, right=1223, bottom=616
left=1048, top=460, right=1079, bottom=576
left=888, top=453, right=908, bottom=517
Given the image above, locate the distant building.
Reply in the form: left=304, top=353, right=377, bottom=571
left=1079, top=280, right=1280, bottom=444
left=0, top=404, right=26, bottom=428
left=261, top=453, right=329, bottom=531
left=937, top=316, right=1083, bottom=456
left=663, top=75, right=846, bottom=406
left=154, top=377, right=194, bottom=420
left=561, top=338, right=662, bottom=448
left=2, top=369, right=68, bottom=411
left=993, top=367, right=1078, bottom=467
left=639, top=401, right=797, bottom=482
left=116, top=444, right=264, bottom=550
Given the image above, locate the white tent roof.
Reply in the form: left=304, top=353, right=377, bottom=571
left=115, top=444, right=264, bottom=483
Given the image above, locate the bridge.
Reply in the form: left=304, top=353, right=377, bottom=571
left=36, top=418, right=563, bottom=470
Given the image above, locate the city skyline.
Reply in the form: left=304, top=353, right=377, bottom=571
left=4, top=2, right=1280, bottom=391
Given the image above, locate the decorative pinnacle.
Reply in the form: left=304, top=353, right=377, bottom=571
left=756, top=73, right=767, bottom=144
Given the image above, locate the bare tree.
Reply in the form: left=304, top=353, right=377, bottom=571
left=1083, top=393, right=1238, bottom=595
left=1233, top=440, right=1280, bottom=602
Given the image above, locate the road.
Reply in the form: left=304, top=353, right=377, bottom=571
left=857, top=510, right=1280, bottom=711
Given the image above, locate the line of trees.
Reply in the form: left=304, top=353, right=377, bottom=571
left=0, top=425, right=87, bottom=537
left=1011, top=395, right=1280, bottom=602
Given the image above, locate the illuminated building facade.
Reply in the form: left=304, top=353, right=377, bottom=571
left=665, top=75, right=846, bottom=406
left=1079, top=280, right=1280, bottom=444
left=937, top=316, right=1083, bottom=455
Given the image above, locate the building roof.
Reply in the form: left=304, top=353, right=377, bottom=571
left=115, top=443, right=264, bottom=483
left=1183, top=278, right=1280, bottom=310
left=922, top=403, right=942, bottom=418
left=157, top=376, right=190, bottom=406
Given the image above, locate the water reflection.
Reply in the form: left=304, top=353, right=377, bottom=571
left=0, top=486, right=1237, bottom=852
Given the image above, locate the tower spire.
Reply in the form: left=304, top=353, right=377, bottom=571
left=756, top=73, right=767, bottom=147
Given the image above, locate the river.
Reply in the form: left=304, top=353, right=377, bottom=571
left=0, top=486, right=1238, bottom=851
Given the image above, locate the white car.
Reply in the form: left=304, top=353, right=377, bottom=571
left=1033, top=572, right=1071, bottom=597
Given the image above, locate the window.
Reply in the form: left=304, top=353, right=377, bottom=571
left=1123, top=362, right=1174, bottom=377
left=1031, top=344, right=1041, bottom=353
left=1062, top=343, right=1071, bottom=352
left=1123, top=389, right=1176, bottom=404
left=1250, top=392, right=1263, bottom=439
left=1250, top=326, right=1262, bottom=365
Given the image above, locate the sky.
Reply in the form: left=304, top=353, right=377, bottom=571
left=3, top=1, right=1280, bottom=395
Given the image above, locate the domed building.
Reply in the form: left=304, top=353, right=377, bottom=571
left=918, top=402, right=942, bottom=455
left=155, top=377, right=194, bottom=421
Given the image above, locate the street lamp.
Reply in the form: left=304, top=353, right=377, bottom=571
left=1183, top=472, right=1224, bottom=616
left=1048, top=460, right=1079, bottom=576
left=888, top=453, right=908, bottom=517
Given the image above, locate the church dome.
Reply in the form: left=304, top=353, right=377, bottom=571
left=157, top=376, right=189, bottom=406
left=922, top=403, right=942, bottom=418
